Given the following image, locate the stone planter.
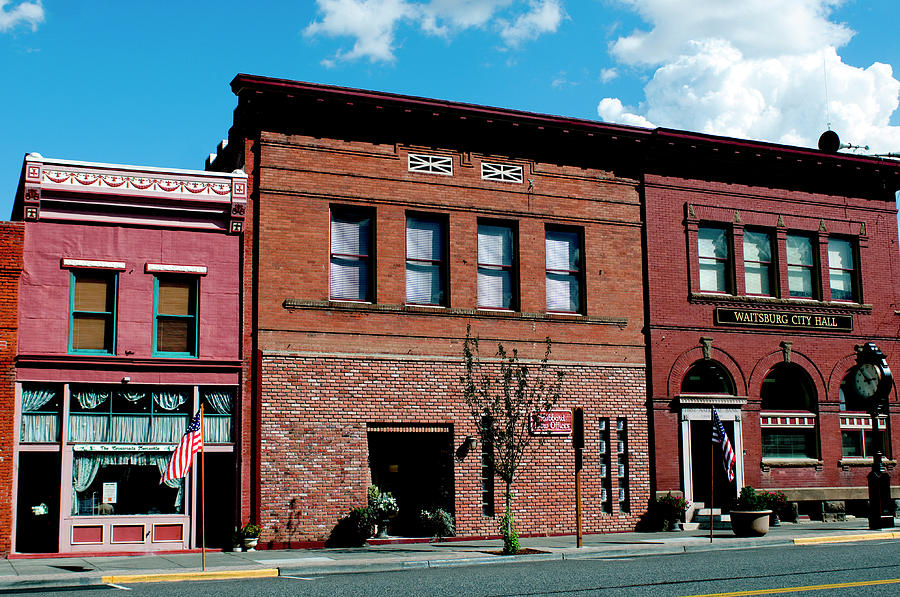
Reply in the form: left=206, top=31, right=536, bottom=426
left=730, top=510, right=772, bottom=537
left=242, top=536, right=259, bottom=551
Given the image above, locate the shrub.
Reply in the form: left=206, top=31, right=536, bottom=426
left=367, top=485, right=399, bottom=521
left=418, top=508, right=455, bottom=538
left=655, top=492, right=690, bottom=522
left=758, top=490, right=788, bottom=515
left=240, top=523, right=261, bottom=538
left=326, top=507, right=374, bottom=547
left=734, top=486, right=767, bottom=511
left=499, top=509, right=520, bottom=555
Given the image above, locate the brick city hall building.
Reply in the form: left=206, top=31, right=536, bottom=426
left=3, top=75, right=900, bottom=554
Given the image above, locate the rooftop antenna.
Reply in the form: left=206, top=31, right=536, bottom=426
left=823, top=51, right=831, bottom=131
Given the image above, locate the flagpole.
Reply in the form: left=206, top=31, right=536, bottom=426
left=710, top=407, right=714, bottom=544
left=201, top=404, right=206, bottom=571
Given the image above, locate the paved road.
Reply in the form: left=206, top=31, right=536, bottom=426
left=15, top=539, right=900, bottom=596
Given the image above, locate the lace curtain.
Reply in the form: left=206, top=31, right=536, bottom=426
left=203, top=390, right=233, bottom=443
left=74, top=390, right=110, bottom=410
left=204, top=390, right=232, bottom=414
left=153, top=391, right=186, bottom=411
left=72, top=452, right=183, bottom=515
left=21, top=388, right=59, bottom=443
left=69, top=414, right=187, bottom=443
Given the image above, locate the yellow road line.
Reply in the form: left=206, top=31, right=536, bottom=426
left=101, top=568, right=279, bottom=585
left=683, top=577, right=900, bottom=597
left=794, top=532, right=898, bottom=545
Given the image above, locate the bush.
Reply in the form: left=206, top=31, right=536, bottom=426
left=734, top=486, right=767, bottom=511
left=758, top=490, right=788, bottom=515
left=367, top=485, right=399, bottom=521
left=240, top=522, right=261, bottom=538
left=326, top=507, right=374, bottom=547
left=499, top=509, right=520, bottom=555
left=418, top=508, right=455, bottom=538
left=656, top=492, right=690, bottom=521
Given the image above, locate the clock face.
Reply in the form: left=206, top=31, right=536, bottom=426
left=854, top=363, right=882, bottom=399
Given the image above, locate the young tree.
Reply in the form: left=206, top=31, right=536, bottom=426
left=461, top=326, right=564, bottom=554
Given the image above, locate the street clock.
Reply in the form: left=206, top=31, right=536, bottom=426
left=853, top=343, right=893, bottom=412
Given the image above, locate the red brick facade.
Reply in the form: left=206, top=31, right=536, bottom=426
left=644, top=131, right=900, bottom=511
left=213, top=75, right=650, bottom=541
left=0, top=222, right=24, bottom=555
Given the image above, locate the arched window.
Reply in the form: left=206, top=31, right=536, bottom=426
left=681, top=361, right=736, bottom=395
left=759, top=364, right=818, bottom=459
left=839, top=371, right=889, bottom=458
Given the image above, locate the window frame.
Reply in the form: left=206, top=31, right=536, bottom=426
left=69, top=269, right=118, bottom=355
left=786, top=233, right=818, bottom=299
left=152, top=274, right=199, bottom=358
left=544, top=225, right=585, bottom=314
left=477, top=220, right=519, bottom=311
left=742, top=228, right=774, bottom=297
left=329, top=207, right=375, bottom=303
left=827, top=236, right=859, bottom=303
left=697, top=225, right=733, bottom=294
left=405, top=213, right=449, bottom=307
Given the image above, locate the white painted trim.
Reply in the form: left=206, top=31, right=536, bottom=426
left=681, top=406, right=744, bottom=506
left=27, top=155, right=247, bottom=180
left=61, top=258, right=126, bottom=270
left=145, top=263, right=208, bottom=275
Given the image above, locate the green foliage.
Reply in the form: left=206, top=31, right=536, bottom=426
left=654, top=492, right=690, bottom=524
left=367, top=485, right=399, bottom=521
left=326, top=507, right=375, bottom=547
left=499, top=507, right=520, bottom=555
left=418, top=508, right=456, bottom=538
left=734, top=486, right=767, bottom=511
left=240, top=522, right=261, bottom=538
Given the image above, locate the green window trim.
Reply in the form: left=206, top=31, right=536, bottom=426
left=68, top=270, right=118, bottom=355
left=152, top=275, right=199, bottom=358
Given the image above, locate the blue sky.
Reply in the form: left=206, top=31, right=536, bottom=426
left=1, top=0, right=899, bottom=219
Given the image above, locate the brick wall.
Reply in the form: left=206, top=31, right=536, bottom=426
left=258, top=353, right=648, bottom=542
left=0, top=222, right=24, bottom=555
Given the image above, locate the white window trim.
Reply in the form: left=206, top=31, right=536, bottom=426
left=760, top=412, right=816, bottom=428
left=61, top=258, right=126, bottom=270
left=481, top=162, right=524, bottom=183
left=145, top=263, right=208, bottom=275
left=408, top=153, right=453, bottom=175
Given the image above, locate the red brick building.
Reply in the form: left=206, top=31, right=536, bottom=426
left=645, top=129, right=900, bottom=517
left=209, top=75, right=650, bottom=542
left=0, top=221, right=24, bottom=555
left=8, top=155, right=246, bottom=553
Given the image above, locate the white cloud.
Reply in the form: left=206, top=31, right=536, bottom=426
left=600, top=67, right=618, bottom=83
left=0, top=0, right=43, bottom=33
left=306, top=0, right=564, bottom=63
left=598, top=0, right=900, bottom=152
left=498, top=0, right=564, bottom=48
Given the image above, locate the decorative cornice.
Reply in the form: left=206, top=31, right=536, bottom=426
left=689, top=292, right=873, bottom=315
left=61, top=258, right=126, bottom=270
left=145, top=263, right=208, bottom=275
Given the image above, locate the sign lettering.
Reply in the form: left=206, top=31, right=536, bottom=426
left=530, top=409, right=573, bottom=436
left=715, top=308, right=852, bottom=332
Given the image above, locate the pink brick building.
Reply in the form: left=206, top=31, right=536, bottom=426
left=9, top=155, right=247, bottom=553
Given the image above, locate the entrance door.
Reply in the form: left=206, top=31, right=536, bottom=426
left=368, top=431, right=454, bottom=536
left=689, top=420, right=736, bottom=510
left=16, top=452, right=61, bottom=553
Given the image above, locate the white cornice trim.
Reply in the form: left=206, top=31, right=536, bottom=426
left=145, top=263, right=208, bottom=275
left=61, top=258, right=126, bottom=270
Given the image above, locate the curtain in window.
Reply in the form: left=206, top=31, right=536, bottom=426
left=204, top=390, right=233, bottom=414
left=21, top=388, right=59, bottom=443
left=698, top=227, right=730, bottom=292
left=787, top=235, right=814, bottom=298
left=119, top=391, right=145, bottom=403
left=545, top=230, right=581, bottom=312
left=108, top=415, right=151, bottom=443
left=151, top=416, right=188, bottom=443
left=330, top=213, right=371, bottom=301
left=68, top=414, right=109, bottom=442
left=406, top=216, right=445, bottom=305
left=152, top=391, right=187, bottom=411
left=743, top=230, right=772, bottom=295
left=72, top=453, right=184, bottom=513
left=828, top=238, right=855, bottom=301
left=478, top=224, right=514, bottom=309
left=74, top=390, right=110, bottom=410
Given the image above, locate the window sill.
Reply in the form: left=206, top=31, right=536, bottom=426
left=760, top=457, right=823, bottom=470
left=690, top=293, right=872, bottom=313
left=283, top=299, right=627, bottom=326
left=839, top=457, right=896, bottom=468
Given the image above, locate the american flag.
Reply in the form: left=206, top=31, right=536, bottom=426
left=161, top=409, right=203, bottom=484
left=711, top=407, right=736, bottom=483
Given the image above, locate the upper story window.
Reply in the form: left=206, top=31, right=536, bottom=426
left=743, top=230, right=773, bottom=296
left=406, top=214, right=447, bottom=306
left=681, top=361, right=736, bottom=395
left=330, top=208, right=373, bottom=302
left=786, top=234, right=816, bottom=299
left=70, top=270, right=117, bottom=354
left=154, top=276, right=198, bottom=357
left=477, top=222, right=517, bottom=310
left=828, top=237, right=857, bottom=302
left=545, top=227, right=583, bottom=314
left=698, top=226, right=731, bottom=293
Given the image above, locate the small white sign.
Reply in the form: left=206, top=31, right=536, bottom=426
left=102, top=482, right=117, bottom=504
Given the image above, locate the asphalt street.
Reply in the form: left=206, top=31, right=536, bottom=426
left=14, top=539, right=900, bottom=596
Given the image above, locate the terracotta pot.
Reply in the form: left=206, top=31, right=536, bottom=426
left=730, top=510, right=772, bottom=537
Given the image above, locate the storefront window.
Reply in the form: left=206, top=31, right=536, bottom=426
left=202, top=387, right=234, bottom=444
left=68, top=386, right=190, bottom=443
left=20, top=384, right=61, bottom=443
left=72, top=453, right=183, bottom=516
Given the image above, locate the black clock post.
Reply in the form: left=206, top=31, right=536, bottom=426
left=855, top=343, right=895, bottom=530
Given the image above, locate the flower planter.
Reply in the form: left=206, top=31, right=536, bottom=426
left=730, top=510, right=772, bottom=537
left=242, top=537, right=259, bottom=551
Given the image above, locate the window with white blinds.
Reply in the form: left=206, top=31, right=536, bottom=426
left=478, top=223, right=516, bottom=309
left=545, top=228, right=583, bottom=313
left=330, top=209, right=373, bottom=301
left=828, top=237, right=857, bottom=302
left=406, top=215, right=446, bottom=306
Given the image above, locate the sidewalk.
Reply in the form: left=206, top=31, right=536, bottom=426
left=2, top=518, right=896, bottom=590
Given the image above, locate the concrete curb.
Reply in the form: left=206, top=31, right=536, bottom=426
left=794, top=531, right=900, bottom=545
left=101, top=568, right=279, bottom=585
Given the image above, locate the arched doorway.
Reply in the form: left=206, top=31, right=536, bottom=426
left=678, top=360, right=744, bottom=509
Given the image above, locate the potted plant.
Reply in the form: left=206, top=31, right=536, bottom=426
left=759, top=489, right=789, bottom=526
left=367, top=485, right=399, bottom=538
left=655, top=492, right=690, bottom=531
left=241, top=522, right=262, bottom=551
left=730, top=486, right=772, bottom=537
